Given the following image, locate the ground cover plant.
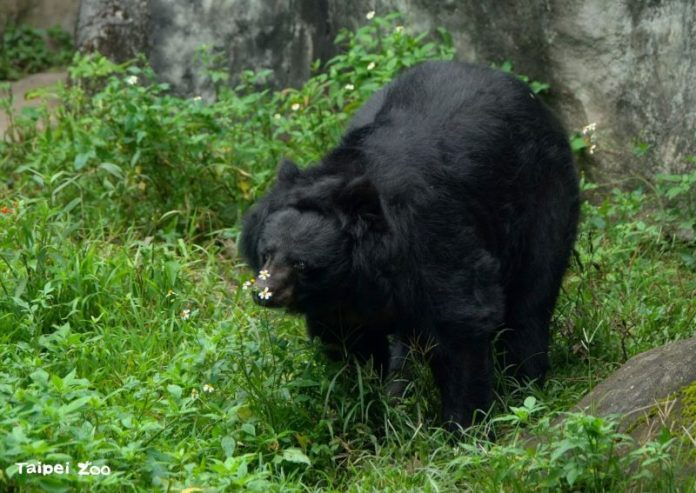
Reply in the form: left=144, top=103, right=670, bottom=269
left=1, top=13, right=695, bottom=492
left=0, top=23, right=74, bottom=81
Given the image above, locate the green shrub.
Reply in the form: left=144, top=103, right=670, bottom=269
left=0, top=24, right=74, bottom=80
left=1, top=13, right=453, bottom=238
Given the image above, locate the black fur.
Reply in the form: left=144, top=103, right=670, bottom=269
left=240, top=61, right=580, bottom=429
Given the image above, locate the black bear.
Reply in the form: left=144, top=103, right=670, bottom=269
left=240, top=61, right=580, bottom=429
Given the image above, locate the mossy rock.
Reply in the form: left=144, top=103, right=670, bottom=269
left=574, top=337, right=696, bottom=446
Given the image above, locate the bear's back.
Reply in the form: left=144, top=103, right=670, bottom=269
left=342, top=61, right=577, bottom=261
left=348, top=62, right=569, bottom=203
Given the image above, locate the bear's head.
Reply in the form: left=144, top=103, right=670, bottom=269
left=240, top=159, right=386, bottom=312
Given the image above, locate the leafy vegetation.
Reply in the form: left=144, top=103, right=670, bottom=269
left=1, top=13, right=695, bottom=492
left=0, top=24, right=74, bottom=80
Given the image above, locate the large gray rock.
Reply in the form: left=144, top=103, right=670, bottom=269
left=75, top=0, right=696, bottom=176
left=146, top=1, right=336, bottom=99
left=76, top=0, right=148, bottom=63
left=574, top=337, right=696, bottom=441
left=0, top=0, right=80, bottom=34
left=382, top=0, right=696, bottom=176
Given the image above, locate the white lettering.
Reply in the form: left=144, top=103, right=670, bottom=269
left=77, top=461, right=110, bottom=476
left=15, top=460, right=108, bottom=476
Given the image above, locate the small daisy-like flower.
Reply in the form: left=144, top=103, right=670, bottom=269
left=291, top=103, right=301, bottom=111
left=258, top=287, right=273, bottom=300
left=367, top=62, right=376, bottom=71
left=181, top=308, right=191, bottom=320
left=589, top=144, right=597, bottom=155
left=258, top=269, right=271, bottom=281
left=166, top=289, right=175, bottom=297
left=242, top=279, right=255, bottom=290
left=192, top=96, right=202, bottom=101
left=366, top=11, right=375, bottom=20
left=273, top=113, right=282, bottom=119
left=395, top=25, right=405, bottom=33
left=202, top=383, right=214, bottom=393
left=191, top=388, right=199, bottom=399
left=125, top=75, right=138, bottom=86
left=345, top=83, right=355, bottom=91
left=582, top=122, right=597, bottom=135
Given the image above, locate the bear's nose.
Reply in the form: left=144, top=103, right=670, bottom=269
left=251, top=273, right=275, bottom=303
left=251, top=283, right=293, bottom=308
left=250, top=266, right=294, bottom=308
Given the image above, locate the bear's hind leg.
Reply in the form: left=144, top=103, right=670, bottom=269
left=498, top=267, right=567, bottom=385
left=497, top=307, right=551, bottom=384
left=499, top=180, right=579, bottom=384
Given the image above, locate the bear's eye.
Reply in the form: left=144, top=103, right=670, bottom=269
left=294, top=260, right=307, bottom=271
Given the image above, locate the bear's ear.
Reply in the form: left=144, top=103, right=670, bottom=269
left=239, top=201, right=270, bottom=272
left=335, top=176, right=386, bottom=231
left=277, top=158, right=301, bottom=186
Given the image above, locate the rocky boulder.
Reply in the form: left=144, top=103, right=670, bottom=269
left=574, top=337, right=696, bottom=442
left=75, top=0, right=696, bottom=176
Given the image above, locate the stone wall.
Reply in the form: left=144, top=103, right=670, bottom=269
left=69, top=0, right=696, bottom=176
left=0, top=0, right=80, bottom=33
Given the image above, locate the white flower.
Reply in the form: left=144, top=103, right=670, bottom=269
left=395, top=26, right=405, bottom=33
left=367, top=62, right=376, bottom=71
left=273, top=113, right=282, bottom=119
left=589, top=144, right=597, bottom=155
left=202, top=383, right=214, bottom=393
left=125, top=75, right=138, bottom=86
left=191, top=388, right=199, bottom=399
left=291, top=103, right=301, bottom=111
left=582, top=122, right=597, bottom=135
left=180, top=308, right=191, bottom=320
left=258, top=269, right=271, bottom=281
left=242, top=280, right=255, bottom=290
left=345, top=83, right=355, bottom=91
left=258, top=287, right=273, bottom=300
left=366, top=11, right=375, bottom=20
left=192, top=96, right=202, bottom=101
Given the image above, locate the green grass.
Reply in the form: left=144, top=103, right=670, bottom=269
left=1, top=13, right=695, bottom=492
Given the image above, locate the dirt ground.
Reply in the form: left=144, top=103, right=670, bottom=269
left=0, top=70, right=67, bottom=136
